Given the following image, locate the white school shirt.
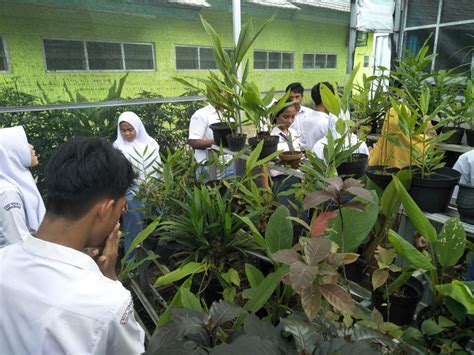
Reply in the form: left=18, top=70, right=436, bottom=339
left=188, top=104, right=221, bottom=163
left=0, top=180, right=30, bottom=248
left=452, top=150, right=474, bottom=198
left=0, top=235, right=145, bottom=355
left=291, top=107, right=329, bottom=150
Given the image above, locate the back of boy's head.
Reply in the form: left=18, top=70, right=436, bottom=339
left=45, top=137, right=135, bottom=219
left=311, top=82, right=334, bottom=106
left=285, top=82, right=304, bottom=95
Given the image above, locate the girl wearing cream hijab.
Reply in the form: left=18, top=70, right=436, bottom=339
left=0, top=126, right=46, bottom=248
left=113, top=112, right=161, bottom=262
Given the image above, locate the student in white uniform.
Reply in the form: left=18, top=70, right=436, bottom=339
left=311, top=83, right=369, bottom=161
left=0, top=137, right=145, bottom=355
left=0, top=125, right=45, bottom=248
left=113, top=111, right=161, bottom=263
left=288, top=82, right=328, bottom=150
left=188, top=103, right=234, bottom=180
left=453, top=150, right=474, bottom=186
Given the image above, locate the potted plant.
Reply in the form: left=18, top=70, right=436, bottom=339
left=456, top=183, right=474, bottom=224
left=320, top=64, right=369, bottom=179
left=174, top=16, right=275, bottom=151
left=278, top=129, right=303, bottom=168
left=391, top=87, right=461, bottom=213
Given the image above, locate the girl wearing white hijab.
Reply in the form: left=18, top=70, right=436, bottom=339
left=113, top=112, right=161, bottom=262
left=0, top=126, right=46, bottom=248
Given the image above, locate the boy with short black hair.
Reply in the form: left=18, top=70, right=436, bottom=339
left=0, top=137, right=145, bottom=354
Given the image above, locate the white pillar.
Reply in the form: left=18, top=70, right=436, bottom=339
left=232, top=0, right=242, bottom=82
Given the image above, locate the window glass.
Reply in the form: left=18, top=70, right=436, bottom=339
left=403, top=28, right=435, bottom=57
left=199, top=47, right=216, bottom=70
left=253, top=51, right=267, bottom=69
left=435, top=23, right=474, bottom=72
left=315, top=54, right=326, bottom=68
left=44, top=39, right=86, bottom=71
left=123, top=43, right=154, bottom=70
left=406, top=0, right=439, bottom=27
left=303, top=53, right=314, bottom=69
left=176, top=46, right=198, bottom=70
left=268, top=52, right=281, bottom=69
left=363, top=55, right=370, bottom=68
left=441, top=0, right=474, bottom=23
left=282, top=52, right=293, bottom=69
left=327, top=54, right=337, bottom=69
left=0, top=37, right=7, bottom=71
left=87, top=42, right=122, bottom=70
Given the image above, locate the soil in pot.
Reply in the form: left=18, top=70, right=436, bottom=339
left=226, top=133, right=247, bottom=152
left=366, top=165, right=400, bottom=190
left=441, top=127, right=465, bottom=145
left=466, top=129, right=474, bottom=147
left=248, top=134, right=280, bottom=160
left=457, top=184, right=474, bottom=224
left=279, top=151, right=303, bottom=169
left=209, top=122, right=232, bottom=147
left=372, top=275, right=424, bottom=326
left=337, top=153, right=369, bottom=179
left=408, top=167, right=461, bottom=213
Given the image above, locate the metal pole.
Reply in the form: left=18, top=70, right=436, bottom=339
left=232, top=0, right=242, bottom=82
left=347, top=0, right=357, bottom=74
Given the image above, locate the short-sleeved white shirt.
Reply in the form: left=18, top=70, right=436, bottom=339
left=270, top=126, right=302, bottom=177
left=188, top=104, right=221, bottom=163
left=0, top=180, right=30, bottom=249
left=291, top=106, right=329, bottom=150
left=0, top=235, right=145, bottom=355
left=312, top=134, right=370, bottom=163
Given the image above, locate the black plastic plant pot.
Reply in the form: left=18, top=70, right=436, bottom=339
left=366, top=165, right=400, bottom=190
left=466, top=129, right=474, bottom=147
left=226, top=133, right=247, bottom=152
left=457, top=184, right=474, bottom=224
left=409, top=167, right=461, bottom=213
left=372, top=275, right=424, bottom=326
left=336, top=153, right=369, bottom=179
left=441, top=127, right=465, bottom=145
left=209, top=122, right=232, bottom=147
left=248, top=135, right=279, bottom=160
left=345, top=259, right=367, bottom=283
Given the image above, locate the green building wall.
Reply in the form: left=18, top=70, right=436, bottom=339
left=0, top=1, right=350, bottom=103
left=354, top=32, right=375, bottom=86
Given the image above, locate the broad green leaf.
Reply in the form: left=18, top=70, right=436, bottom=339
left=245, top=263, right=265, bottom=288
left=244, top=266, right=287, bottom=313
left=321, top=83, right=341, bottom=117
left=157, top=277, right=192, bottom=327
left=392, top=176, right=437, bottom=244
left=221, top=268, right=240, bottom=287
left=421, top=319, right=444, bottom=336
left=236, top=215, right=266, bottom=248
left=435, top=218, right=466, bottom=268
left=223, top=287, right=236, bottom=303
left=327, top=202, right=378, bottom=252
left=265, top=206, right=293, bottom=254
left=121, top=216, right=161, bottom=267
left=209, top=299, right=247, bottom=330
left=372, top=269, right=389, bottom=290
left=180, top=287, right=203, bottom=312
left=388, top=230, right=435, bottom=270
left=436, top=280, right=474, bottom=314
left=154, top=262, right=205, bottom=286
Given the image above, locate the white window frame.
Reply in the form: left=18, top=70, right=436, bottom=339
left=0, top=35, right=11, bottom=73
left=42, top=38, right=156, bottom=73
left=253, top=50, right=294, bottom=70
left=302, top=53, right=338, bottom=70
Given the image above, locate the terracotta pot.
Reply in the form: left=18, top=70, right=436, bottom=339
left=279, top=151, right=303, bottom=169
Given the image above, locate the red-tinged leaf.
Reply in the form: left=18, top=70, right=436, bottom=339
left=372, top=269, right=389, bottom=290
left=319, top=284, right=356, bottom=315
left=289, top=261, right=319, bottom=292
left=343, top=201, right=366, bottom=212
left=303, top=191, right=335, bottom=210
left=272, top=249, right=302, bottom=265
left=345, top=187, right=375, bottom=204
left=305, top=237, right=332, bottom=265
left=341, top=253, right=359, bottom=265
left=300, top=284, right=321, bottom=321
left=324, top=177, right=344, bottom=191
left=342, top=178, right=364, bottom=189
left=311, top=212, right=338, bottom=237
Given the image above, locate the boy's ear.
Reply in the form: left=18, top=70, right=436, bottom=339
left=97, top=199, right=115, bottom=220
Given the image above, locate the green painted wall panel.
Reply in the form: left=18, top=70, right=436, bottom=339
left=0, top=2, right=350, bottom=102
